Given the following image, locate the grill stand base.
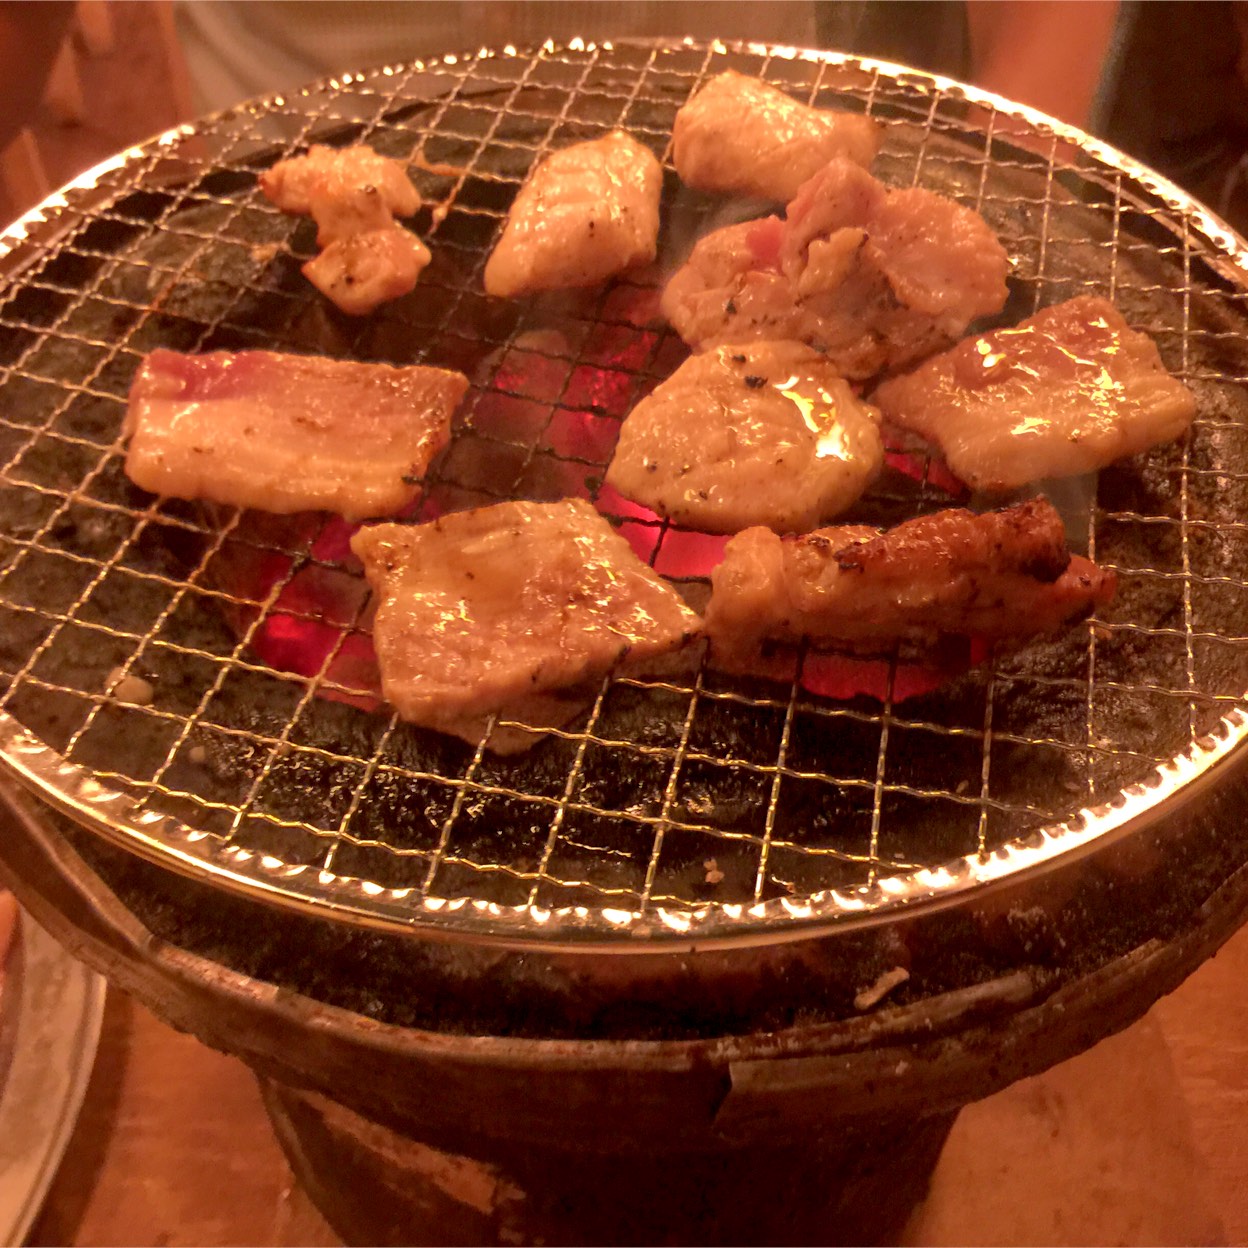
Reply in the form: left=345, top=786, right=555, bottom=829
left=10, top=774, right=1248, bottom=1245
left=258, top=1076, right=956, bottom=1247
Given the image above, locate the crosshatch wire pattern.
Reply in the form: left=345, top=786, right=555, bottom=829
left=4, top=39, right=1248, bottom=941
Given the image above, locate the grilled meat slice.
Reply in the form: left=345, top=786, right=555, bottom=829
left=605, top=340, right=883, bottom=533
left=672, top=70, right=880, bottom=202
left=872, top=295, right=1198, bottom=491
left=779, top=159, right=1009, bottom=325
left=662, top=157, right=1009, bottom=380
left=351, top=499, right=703, bottom=749
left=705, top=498, right=1116, bottom=666
left=124, top=349, right=466, bottom=520
left=658, top=217, right=903, bottom=380
left=483, top=130, right=662, bottom=298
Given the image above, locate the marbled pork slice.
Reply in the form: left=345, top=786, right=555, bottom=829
left=672, top=70, right=880, bottom=202
left=351, top=499, right=703, bottom=748
left=871, top=295, right=1198, bottom=492
left=661, top=158, right=1009, bottom=379
left=605, top=341, right=883, bottom=533
left=124, top=349, right=466, bottom=520
left=705, top=498, right=1116, bottom=665
left=483, top=130, right=662, bottom=298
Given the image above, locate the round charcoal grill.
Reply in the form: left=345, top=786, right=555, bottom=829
left=3, top=40, right=1248, bottom=950
left=7, top=35, right=1248, bottom=1246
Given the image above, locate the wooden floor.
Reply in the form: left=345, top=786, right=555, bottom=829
left=18, top=916, right=1248, bottom=1247
left=26, top=990, right=338, bottom=1248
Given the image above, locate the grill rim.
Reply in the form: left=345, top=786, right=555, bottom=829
left=5, top=700, right=1248, bottom=950
left=5, top=37, right=1248, bottom=949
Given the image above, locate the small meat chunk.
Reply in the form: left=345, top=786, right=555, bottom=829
left=302, top=228, right=431, bottom=317
left=605, top=341, right=883, bottom=533
left=259, top=143, right=427, bottom=314
left=260, top=144, right=420, bottom=233
left=872, top=296, right=1198, bottom=491
left=124, top=349, right=467, bottom=520
left=673, top=70, right=880, bottom=202
left=483, top=130, right=662, bottom=298
left=705, top=498, right=1116, bottom=665
left=351, top=500, right=703, bottom=748
left=662, top=158, right=1010, bottom=380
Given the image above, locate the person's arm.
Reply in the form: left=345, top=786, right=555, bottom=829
left=0, top=1, right=76, bottom=151
left=966, top=0, right=1119, bottom=128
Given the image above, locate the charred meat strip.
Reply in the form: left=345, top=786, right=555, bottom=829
left=259, top=143, right=428, bottom=315
left=872, top=295, right=1198, bottom=492
left=605, top=341, right=883, bottom=534
left=483, top=130, right=662, bottom=299
left=124, top=349, right=467, bottom=520
left=705, top=498, right=1116, bottom=666
left=673, top=70, right=880, bottom=202
left=351, top=499, right=703, bottom=749
left=662, top=157, right=1010, bottom=380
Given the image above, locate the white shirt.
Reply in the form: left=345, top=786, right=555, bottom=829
left=174, top=1, right=817, bottom=115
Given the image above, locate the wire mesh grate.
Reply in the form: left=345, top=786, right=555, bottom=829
left=3, top=38, right=1248, bottom=943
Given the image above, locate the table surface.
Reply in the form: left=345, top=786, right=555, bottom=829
left=15, top=915, right=1248, bottom=1247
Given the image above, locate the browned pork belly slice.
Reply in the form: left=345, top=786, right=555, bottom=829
left=351, top=499, right=703, bottom=749
left=605, top=341, right=883, bottom=533
left=871, top=295, right=1198, bottom=492
left=124, top=349, right=466, bottom=520
left=661, top=157, right=1010, bottom=380
left=704, top=498, right=1116, bottom=666
left=672, top=70, right=880, bottom=202
left=483, top=130, right=662, bottom=298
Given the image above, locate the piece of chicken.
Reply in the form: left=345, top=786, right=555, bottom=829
left=672, top=70, right=881, bottom=202
left=483, top=130, right=662, bottom=299
left=351, top=499, right=703, bottom=750
left=871, top=295, right=1198, bottom=491
left=661, top=158, right=1010, bottom=380
left=124, top=348, right=465, bottom=520
left=260, top=144, right=420, bottom=240
left=704, top=498, right=1116, bottom=667
left=301, top=228, right=431, bottom=317
left=605, top=341, right=883, bottom=533
left=259, top=143, right=427, bottom=314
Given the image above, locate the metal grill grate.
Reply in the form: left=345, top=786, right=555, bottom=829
left=4, top=38, right=1248, bottom=946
